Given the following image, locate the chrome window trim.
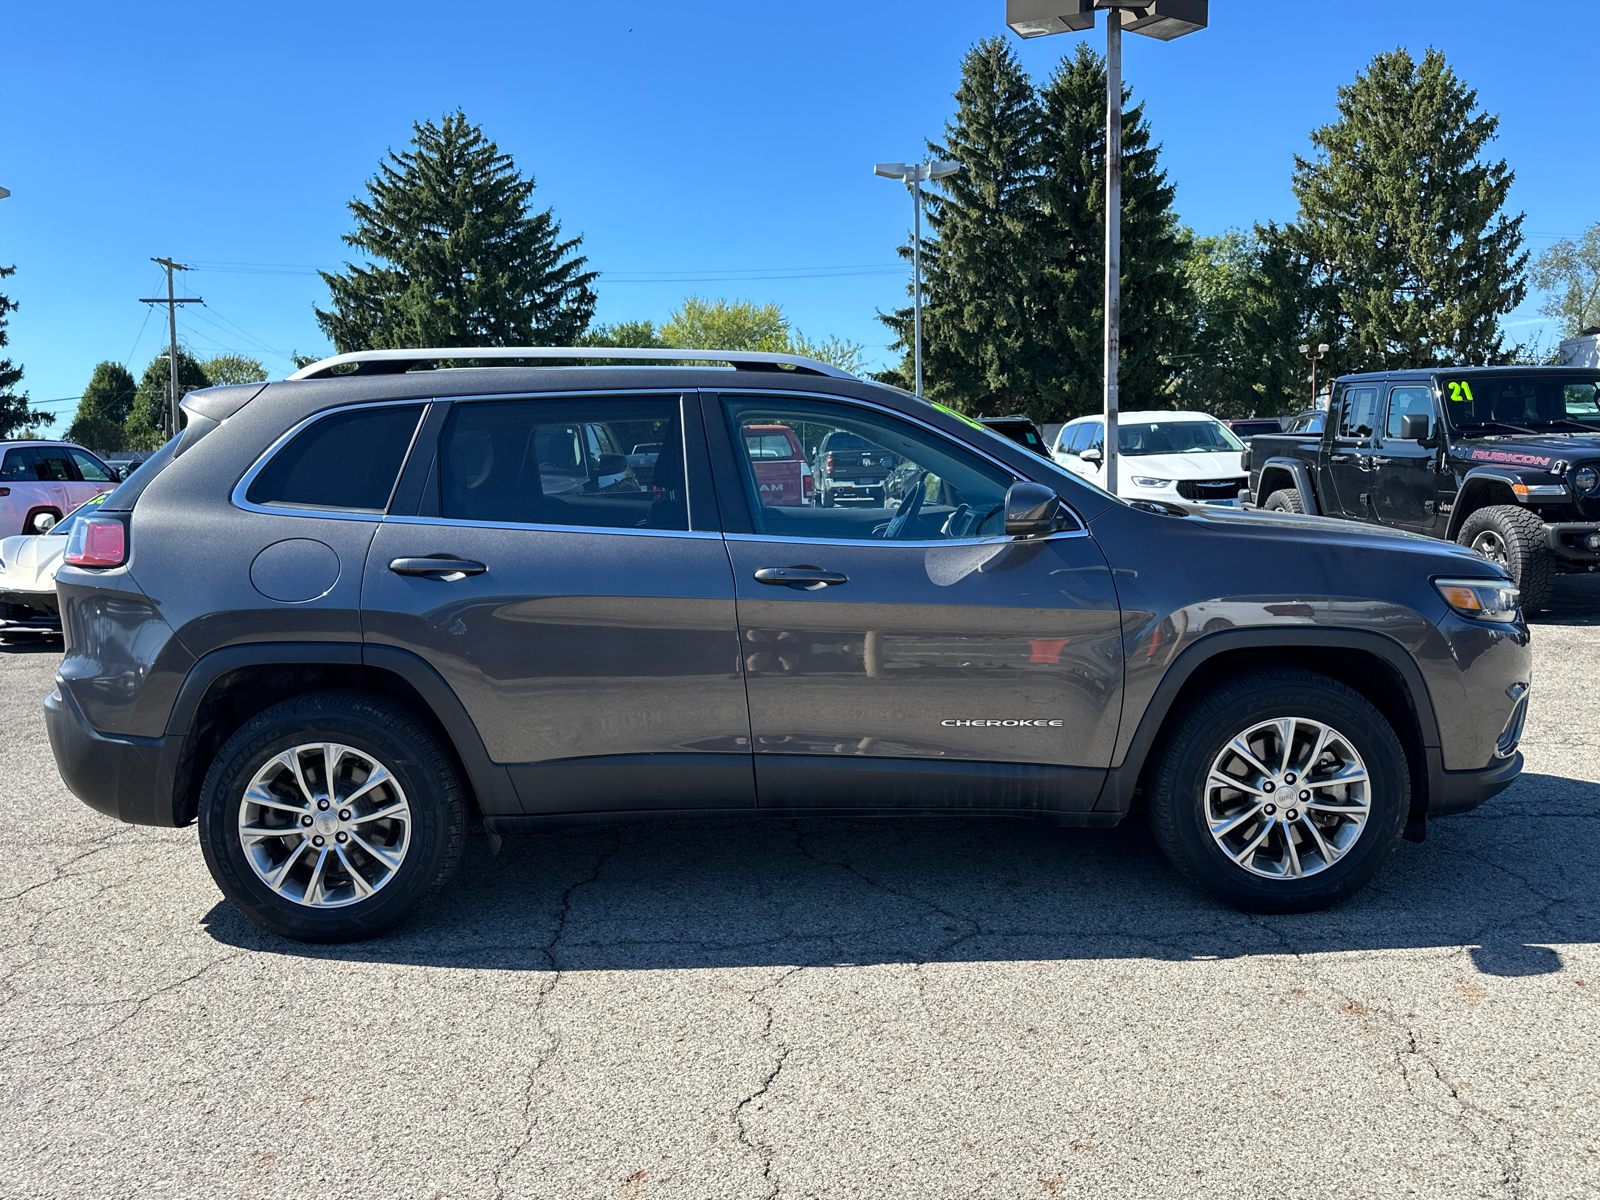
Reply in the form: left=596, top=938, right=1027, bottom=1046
left=722, top=529, right=1088, bottom=548
left=230, top=398, right=430, bottom=522
left=381, top=514, right=721, bottom=541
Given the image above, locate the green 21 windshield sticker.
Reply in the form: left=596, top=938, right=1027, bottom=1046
left=1447, top=380, right=1476, bottom=403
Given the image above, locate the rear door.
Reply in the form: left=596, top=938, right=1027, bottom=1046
left=1326, top=384, right=1382, bottom=519
left=31, top=446, right=75, bottom=515
left=707, top=391, right=1124, bottom=814
left=362, top=391, right=753, bottom=815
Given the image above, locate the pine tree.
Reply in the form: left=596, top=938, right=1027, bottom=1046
left=316, top=112, right=599, bottom=351
left=0, top=266, right=56, bottom=440
left=1282, top=48, right=1526, bottom=369
left=880, top=38, right=1044, bottom=413
left=125, top=348, right=210, bottom=450
left=66, top=361, right=138, bottom=450
left=1034, top=44, right=1191, bottom=422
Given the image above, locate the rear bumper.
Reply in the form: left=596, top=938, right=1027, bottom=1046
left=1427, top=749, right=1522, bottom=818
left=44, top=684, right=182, bottom=826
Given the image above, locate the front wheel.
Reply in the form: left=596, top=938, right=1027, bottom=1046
left=1456, top=504, right=1554, bottom=612
left=197, top=690, right=466, bottom=942
left=1263, top=488, right=1305, bottom=514
left=1145, top=668, right=1408, bottom=913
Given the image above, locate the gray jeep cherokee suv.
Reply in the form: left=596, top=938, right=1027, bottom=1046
left=46, top=348, right=1531, bottom=942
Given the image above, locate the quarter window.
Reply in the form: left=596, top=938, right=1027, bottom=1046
left=436, top=396, right=687, bottom=531
left=246, top=404, right=424, bottom=513
left=0, top=449, right=38, bottom=482
left=722, top=396, right=1019, bottom=541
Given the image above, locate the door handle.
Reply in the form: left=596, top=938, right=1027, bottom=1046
left=389, top=556, right=487, bottom=579
left=754, top=567, right=848, bottom=590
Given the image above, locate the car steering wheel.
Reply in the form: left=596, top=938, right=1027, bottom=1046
left=882, top=473, right=926, bottom=539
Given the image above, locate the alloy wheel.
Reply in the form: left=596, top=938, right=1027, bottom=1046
left=1470, top=529, right=1509, bottom=567
left=1204, top=717, right=1371, bottom=880
left=237, top=742, right=411, bottom=908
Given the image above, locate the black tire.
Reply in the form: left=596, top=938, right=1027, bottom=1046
left=198, top=690, right=465, bottom=943
left=1145, top=667, right=1409, bottom=914
left=1456, top=504, right=1555, bottom=612
left=1263, top=488, right=1305, bottom=514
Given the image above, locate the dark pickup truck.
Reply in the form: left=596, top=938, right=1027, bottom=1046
left=1244, top=366, right=1600, bottom=609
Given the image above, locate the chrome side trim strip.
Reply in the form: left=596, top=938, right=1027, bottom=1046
left=721, top=529, right=1089, bottom=548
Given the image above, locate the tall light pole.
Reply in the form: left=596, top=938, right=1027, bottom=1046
left=1006, top=1, right=1207, bottom=494
left=875, top=159, right=962, bottom=397
left=1300, top=342, right=1330, bottom=409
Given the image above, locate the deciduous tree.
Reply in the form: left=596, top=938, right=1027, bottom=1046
left=200, top=355, right=268, bottom=386
left=1531, top=222, right=1600, bottom=339
left=126, top=348, right=209, bottom=450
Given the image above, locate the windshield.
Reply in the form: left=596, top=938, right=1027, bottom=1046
left=48, top=491, right=109, bottom=537
left=1118, top=420, right=1244, bottom=456
left=1441, top=373, right=1600, bottom=432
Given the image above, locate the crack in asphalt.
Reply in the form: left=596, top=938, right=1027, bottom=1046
left=490, top=829, right=624, bottom=1200
left=733, top=963, right=807, bottom=1200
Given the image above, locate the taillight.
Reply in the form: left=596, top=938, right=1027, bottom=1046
left=65, top=517, right=127, bottom=568
left=824, top=453, right=833, bottom=473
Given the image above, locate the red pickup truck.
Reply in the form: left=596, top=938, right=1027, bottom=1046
left=742, top=424, right=814, bottom=507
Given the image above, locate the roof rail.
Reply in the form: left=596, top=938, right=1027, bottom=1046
left=286, top=346, right=858, bottom=381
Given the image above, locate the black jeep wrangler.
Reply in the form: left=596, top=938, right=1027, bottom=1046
left=1245, top=367, right=1600, bottom=609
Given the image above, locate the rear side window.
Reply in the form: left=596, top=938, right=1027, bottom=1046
left=247, top=404, right=424, bottom=513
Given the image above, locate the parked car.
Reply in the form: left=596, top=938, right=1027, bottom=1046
left=626, top=442, right=662, bottom=489
left=979, top=415, right=1051, bottom=457
left=1225, top=417, right=1285, bottom=439
left=1281, top=408, right=1326, bottom=435
left=1051, top=410, right=1248, bottom=505
left=0, top=441, right=120, bottom=535
left=815, top=429, right=898, bottom=506
left=1244, top=366, right=1600, bottom=610
left=739, top=422, right=813, bottom=506
left=48, top=348, right=1528, bottom=941
left=0, top=491, right=110, bottom=625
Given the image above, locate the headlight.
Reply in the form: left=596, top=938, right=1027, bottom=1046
left=1130, top=476, right=1173, bottom=488
left=1574, top=465, right=1600, bottom=494
left=1434, top=577, right=1520, bottom=622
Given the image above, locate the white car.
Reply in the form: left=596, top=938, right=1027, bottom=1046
left=0, top=492, right=110, bottom=627
left=1049, top=409, right=1248, bottom=506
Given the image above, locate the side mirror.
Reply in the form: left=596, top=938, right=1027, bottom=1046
left=595, top=452, right=628, bottom=477
left=1399, top=412, right=1431, bottom=442
left=34, top=513, right=57, bottom=533
left=1080, top=447, right=1102, bottom=465
left=1004, top=482, right=1069, bottom=539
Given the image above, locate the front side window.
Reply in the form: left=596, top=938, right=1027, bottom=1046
left=1384, top=387, right=1434, bottom=439
left=68, top=448, right=115, bottom=482
left=437, top=396, right=686, bottom=531
left=246, top=404, right=424, bottom=513
left=1339, top=387, right=1380, bottom=440
left=724, top=397, right=1019, bottom=541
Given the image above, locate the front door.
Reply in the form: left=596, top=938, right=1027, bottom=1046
left=1326, top=383, right=1382, bottom=520
left=1374, top=384, right=1441, bottom=533
left=706, top=393, right=1124, bottom=815
left=363, top=392, right=753, bottom=814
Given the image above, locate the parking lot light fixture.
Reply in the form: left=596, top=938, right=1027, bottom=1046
left=875, top=159, right=964, bottom=398
left=1004, top=0, right=1207, bottom=493
left=0, top=186, right=11, bottom=200
left=1300, top=342, right=1331, bottom=408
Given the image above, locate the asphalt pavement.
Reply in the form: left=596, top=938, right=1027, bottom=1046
left=2, top=576, right=1598, bottom=1199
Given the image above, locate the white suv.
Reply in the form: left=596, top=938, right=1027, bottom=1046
left=1050, top=410, right=1247, bottom=506
left=0, top=442, right=120, bottom=535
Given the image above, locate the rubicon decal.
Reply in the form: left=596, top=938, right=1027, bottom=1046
left=941, top=719, right=1064, bottom=727
left=1468, top=449, right=1552, bottom=467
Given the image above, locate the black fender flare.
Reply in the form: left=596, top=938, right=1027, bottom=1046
left=1444, top=468, right=1524, bottom=541
left=164, top=641, right=520, bottom=818
left=1256, top=457, right=1322, bottom=514
left=1096, top=627, right=1440, bottom=815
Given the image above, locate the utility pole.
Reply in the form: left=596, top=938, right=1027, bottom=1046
left=139, top=259, right=202, bottom=437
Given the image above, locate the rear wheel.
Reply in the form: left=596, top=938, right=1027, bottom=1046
left=197, top=690, right=465, bottom=942
left=1263, top=488, right=1305, bottom=514
left=1146, top=668, right=1408, bottom=913
left=1456, top=504, right=1554, bottom=612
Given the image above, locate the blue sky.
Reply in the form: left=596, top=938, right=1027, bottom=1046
left=3, top=0, right=1596, bottom=424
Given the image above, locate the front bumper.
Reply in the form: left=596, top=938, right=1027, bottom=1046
left=1543, top=522, right=1600, bottom=565
left=0, top=586, right=59, bottom=619
left=1428, top=749, right=1522, bottom=817
left=44, top=684, right=183, bottom=826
